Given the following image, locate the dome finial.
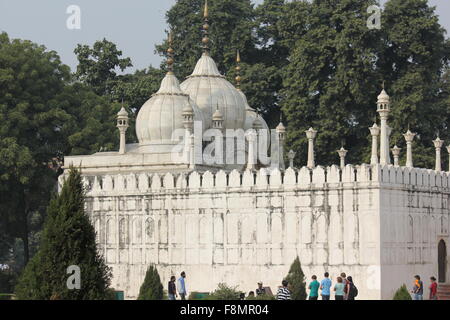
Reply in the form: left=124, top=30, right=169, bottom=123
left=202, top=0, right=210, bottom=54
left=235, top=50, right=242, bottom=89
left=167, top=30, right=175, bottom=74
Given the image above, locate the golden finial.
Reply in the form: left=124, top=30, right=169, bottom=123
left=202, top=0, right=210, bottom=54
left=167, top=30, right=174, bottom=74
left=204, top=0, right=209, bottom=18
left=235, top=50, right=242, bottom=89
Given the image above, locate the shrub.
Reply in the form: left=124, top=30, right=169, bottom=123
left=393, top=285, right=412, bottom=300
left=284, top=256, right=307, bottom=300
left=246, top=294, right=276, bottom=301
left=207, top=283, right=243, bottom=300
left=137, top=265, right=164, bottom=300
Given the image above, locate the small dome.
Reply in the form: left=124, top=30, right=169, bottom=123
left=377, top=89, right=390, bottom=103
left=180, top=53, right=246, bottom=130
left=136, top=73, right=204, bottom=145
left=276, top=122, right=286, bottom=133
left=117, top=107, right=128, bottom=117
left=213, top=108, right=223, bottom=121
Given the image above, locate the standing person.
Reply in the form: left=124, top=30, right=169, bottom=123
left=308, top=275, right=320, bottom=300
left=177, top=271, right=187, bottom=300
left=334, top=277, right=345, bottom=300
left=320, top=272, right=332, bottom=300
left=345, top=276, right=358, bottom=300
left=340, top=273, right=348, bottom=299
left=168, top=276, right=177, bottom=300
left=429, top=277, right=438, bottom=300
left=411, top=275, right=423, bottom=300
left=277, top=280, right=291, bottom=300
left=256, top=282, right=266, bottom=296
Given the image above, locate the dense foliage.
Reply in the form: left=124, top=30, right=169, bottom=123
left=137, top=265, right=164, bottom=300
left=284, top=257, right=307, bottom=300
left=15, top=169, right=112, bottom=300
left=393, top=284, right=412, bottom=300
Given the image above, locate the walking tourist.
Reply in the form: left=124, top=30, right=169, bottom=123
left=411, top=275, right=423, bottom=300
left=345, top=276, right=358, bottom=300
left=277, top=280, right=291, bottom=300
left=168, top=276, right=177, bottom=300
left=177, top=271, right=187, bottom=300
left=334, top=277, right=345, bottom=300
left=429, top=276, right=438, bottom=300
left=308, top=275, right=320, bottom=300
left=256, top=281, right=266, bottom=296
left=320, top=272, right=332, bottom=300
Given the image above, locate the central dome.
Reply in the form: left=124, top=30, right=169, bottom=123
left=180, top=53, right=246, bottom=130
left=136, top=72, right=204, bottom=146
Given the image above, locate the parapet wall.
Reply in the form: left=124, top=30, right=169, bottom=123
left=68, top=164, right=450, bottom=194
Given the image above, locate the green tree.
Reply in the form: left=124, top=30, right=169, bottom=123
left=379, top=0, right=450, bottom=169
left=74, top=38, right=132, bottom=96
left=282, top=0, right=382, bottom=167
left=15, top=168, right=112, bottom=300
left=137, top=265, right=164, bottom=300
left=284, top=256, right=307, bottom=300
left=393, top=284, right=412, bottom=300
left=0, top=32, right=72, bottom=265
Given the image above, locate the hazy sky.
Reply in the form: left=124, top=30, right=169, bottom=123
left=0, top=0, right=449, bottom=73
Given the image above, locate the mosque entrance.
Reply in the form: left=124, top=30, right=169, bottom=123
left=438, top=240, right=447, bottom=283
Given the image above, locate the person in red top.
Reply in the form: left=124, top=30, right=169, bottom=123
left=429, top=276, right=438, bottom=300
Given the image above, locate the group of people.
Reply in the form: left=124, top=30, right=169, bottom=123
left=167, top=271, right=187, bottom=300
left=167, top=272, right=438, bottom=300
left=411, top=275, right=438, bottom=300
left=306, top=272, right=358, bottom=300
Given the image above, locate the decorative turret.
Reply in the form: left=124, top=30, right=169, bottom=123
left=117, top=102, right=129, bottom=155
left=306, top=127, right=317, bottom=169
left=212, top=104, right=224, bottom=131
left=403, top=129, right=416, bottom=168
left=288, top=150, right=296, bottom=169
left=447, top=145, right=450, bottom=172
left=391, top=145, right=401, bottom=167
left=377, top=83, right=391, bottom=165
left=246, top=129, right=257, bottom=171
left=369, top=123, right=380, bottom=165
left=433, top=137, right=444, bottom=172
left=337, top=147, right=348, bottom=169
left=276, top=117, right=286, bottom=171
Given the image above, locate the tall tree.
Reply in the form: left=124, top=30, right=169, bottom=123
left=74, top=38, right=132, bottom=96
left=282, top=0, right=382, bottom=167
left=0, top=32, right=72, bottom=265
left=15, top=168, right=112, bottom=300
left=379, top=0, right=450, bottom=169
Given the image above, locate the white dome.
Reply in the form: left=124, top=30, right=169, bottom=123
left=136, top=73, right=204, bottom=145
left=180, top=53, right=246, bottom=130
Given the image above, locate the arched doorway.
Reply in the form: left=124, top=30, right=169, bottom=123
left=438, top=240, right=447, bottom=283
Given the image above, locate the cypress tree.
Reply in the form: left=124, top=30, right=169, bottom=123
left=284, top=256, right=307, bottom=300
left=137, top=265, right=164, bottom=300
left=15, top=168, right=112, bottom=300
left=393, top=284, right=412, bottom=300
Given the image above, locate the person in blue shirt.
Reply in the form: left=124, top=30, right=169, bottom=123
left=177, top=271, right=187, bottom=300
left=320, top=272, right=332, bottom=300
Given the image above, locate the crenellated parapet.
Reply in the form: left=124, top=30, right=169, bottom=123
left=61, top=164, right=450, bottom=196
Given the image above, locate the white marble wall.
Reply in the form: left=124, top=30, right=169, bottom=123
left=67, top=164, right=450, bottom=300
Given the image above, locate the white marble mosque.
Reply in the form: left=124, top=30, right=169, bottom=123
left=62, top=2, right=450, bottom=300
